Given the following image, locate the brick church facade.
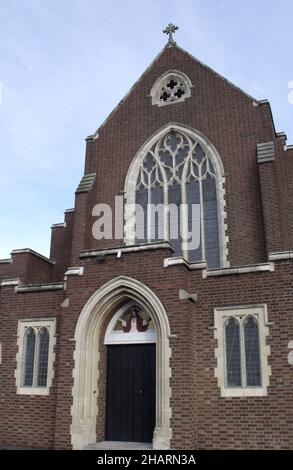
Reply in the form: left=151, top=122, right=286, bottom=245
left=1, top=30, right=293, bottom=450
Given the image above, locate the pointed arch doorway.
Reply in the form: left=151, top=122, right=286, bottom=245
left=70, top=276, right=172, bottom=450
left=105, top=302, right=156, bottom=443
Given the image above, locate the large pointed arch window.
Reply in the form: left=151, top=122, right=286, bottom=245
left=128, top=128, right=226, bottom=268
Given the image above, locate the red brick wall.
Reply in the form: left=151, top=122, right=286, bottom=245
left=50, top=210, right=74, bottom=281
left=0, top=287, right=64, bottom=449
left=0, top=252, right=53, bottom=285
left=191, top=261, right=293, bottom=449
left=1, top=248, right=293, bottom=449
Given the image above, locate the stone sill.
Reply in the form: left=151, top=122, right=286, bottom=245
left=80, top=242, right=173, bottom=259
left=269, top=251, right=293, bottom=261
left=204, top=263, right=274, bottom=277
left=16, top=283, right=64, bottom=293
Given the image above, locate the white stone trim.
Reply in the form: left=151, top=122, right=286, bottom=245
left=16, top=283, right=64, bottom=293
left=164, top=256, right=206, bottom=270
left=71, top=276, right=172, bottom=450
left=214, top=304, right=271, bottom=397
left=104, top=301, right=156, bottom=345
left=149, top=69, right=192, bottom=107
left=204, top=262, right=274, bottom=277
left=15, top=318, right=56, bottom=396
left=64, top=267, right=84, bottom=277
left=0, top=258, right=12, bottom=264
left=51, top=223, right=66, bottom=229
left=80, top=242, right=172, bottom=259
left=124, top=123, right=229, bottom=268
left=288, top=341, right=293, bottom=365
left=11, top=249, right=55, bottom=265
left=276, top=131, right=286, bottom=138
left=0, top=278, right=21, bottom=287
left=178, top=289, right=197, bottom=303
left=285, top=144, right=293, bottom=151
left=269, top=251, right=293, bottom=261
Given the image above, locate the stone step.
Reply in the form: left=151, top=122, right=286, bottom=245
left=84, top=441, right=152, bottom=450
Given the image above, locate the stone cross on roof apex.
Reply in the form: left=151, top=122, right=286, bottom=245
left=163, top=23, right=179, bottom=46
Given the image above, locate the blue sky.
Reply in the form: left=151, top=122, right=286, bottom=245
left=0, top=0, right=292, bottom=259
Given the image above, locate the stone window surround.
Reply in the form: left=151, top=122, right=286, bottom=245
left=124, top=123, right=229, bottom=269
left=15, top=318, right=56, bottom=396
left=214, top=304, right=271, bottom=397
left=70, top=276, right=172, bottom=450
left=149, top=70, right=192, bottom=107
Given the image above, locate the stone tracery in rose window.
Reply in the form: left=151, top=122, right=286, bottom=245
left=159, top=77, right=187, bottom=103
left=150, top=71, right=192, bottom=106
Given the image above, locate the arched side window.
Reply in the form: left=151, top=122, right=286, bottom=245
left=125, top=125, right=228, bottom=269
left=150, top=70, right=192, bottom=106
left=225, top=317, right=241, bottom=387
left=22, top=327, right=50, bottom=388
left=37, top=327, right=50, bottom=387
left=22, top=327, right=36, bottom=387
left=16, top=319, right=56, bottom=395
left=244, top=315, right=261, bottom=386
left=224, top=314, right=261, bottom=389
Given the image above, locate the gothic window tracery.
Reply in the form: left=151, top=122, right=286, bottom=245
left=16, top=319, right=56, bottom=395
left=159, top=78, right=186, bottom=103
left=225, top=315, right=261, bottom=388
left=135, top=130, right=220, bottom=268
left=22, top=326, right=50, bottom=388
left=150, top=70, right=192, bottom=106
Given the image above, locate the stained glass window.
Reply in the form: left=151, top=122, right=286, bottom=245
left=225, top=315, right=262, bottom=389
left=23, top=328, right=36, bottom=387
left=135, top=130, right=220, bottom=268
left=225, top=317, right=241, bottom=387
left=244, top=316, right=261, bottom=386
left=37, top=328, right=50, bottom=387
left=22, top=326, right=50, bottom=388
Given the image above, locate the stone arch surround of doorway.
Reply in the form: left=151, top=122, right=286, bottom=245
left=70, top=276, right=172, bottom=450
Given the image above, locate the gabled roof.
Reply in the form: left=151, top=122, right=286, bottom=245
left=87, top=42, right=266, bottom=141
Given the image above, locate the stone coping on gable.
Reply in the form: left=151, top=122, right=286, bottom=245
left=10, top=249, right=55, bottom=265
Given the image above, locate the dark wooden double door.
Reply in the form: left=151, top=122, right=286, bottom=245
left=106, top=344, right=156, bottom=443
